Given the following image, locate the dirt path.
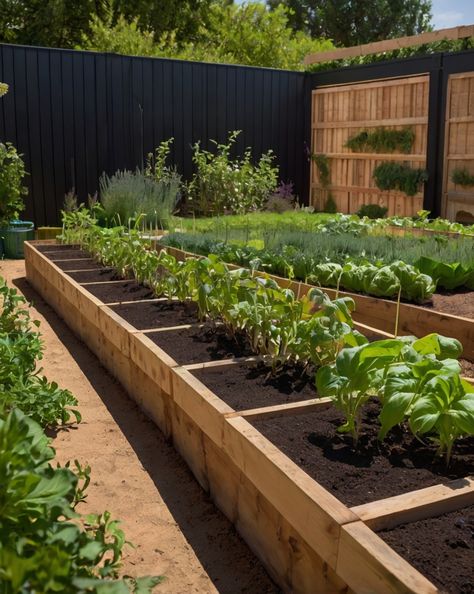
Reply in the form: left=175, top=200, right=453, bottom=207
left=0, top=259, right=279, bottom=594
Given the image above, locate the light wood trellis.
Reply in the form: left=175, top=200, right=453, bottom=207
left=442, top=72, right=474, bottom=223
left=310, top=75, right=429, bottom=216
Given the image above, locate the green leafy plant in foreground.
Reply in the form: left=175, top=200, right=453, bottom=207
left=316, top=332, right=472, bottom=463
left=0, top=409, right=162, bottom=593
left=0, top=279, right=81, bottom=429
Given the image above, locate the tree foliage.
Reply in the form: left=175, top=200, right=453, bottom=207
left=267, top=0, right=433, bottom=47
left=78, top=2, right=334, bottom=70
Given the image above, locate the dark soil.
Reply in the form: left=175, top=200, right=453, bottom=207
left=461, top=358, right=474, bottom=378
left=191, top=361, right=316, bottom=410
left=110, top=300, right=199, bottom=330
left=251, top=401, right=474, bottom=507
left=35, top=243, right=79, bottom=252
left=424, top=289, right=474, bottom=319
left=67, top=268, right=123, bottom=283
left=83, top=280, right=155, bottom=303
left=48, top=249, right=93, bottom=260
left=57, top=259, right=104, bottom=271
left=146, top=323, right=253, bottom=365
left=379, top=505, right=474, bottom=594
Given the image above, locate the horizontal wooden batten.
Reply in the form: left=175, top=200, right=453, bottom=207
left=225, top=397, right=333, bottom=420
left=352, top=477, right=474, bottom=531
left=313, top=118, right=427, bottom=129
left=312, top=151, right=426, bottom=160
left=305, top=25, right=474, bottom=64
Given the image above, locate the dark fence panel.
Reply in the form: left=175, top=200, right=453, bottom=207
left=0, top=44, right=308, bottom=226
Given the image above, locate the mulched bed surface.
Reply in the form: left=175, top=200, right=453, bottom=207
left=461, top=358, right=474, bottom=377
left=83, top=280, right=155, bottom=303
left=425, top=290, right=473, bottom=319
left=48, top=249, right=93, bottom=260
left=379, top=505, right=474, bottom=594
left=191, top=361, right=316, bottom=410
left=35, top=244, right=80, bottom=252
left=58, top=259, right=105, bottom=271
left=67, top=268, right=122, bottom=283
left=251, top=401, right=474, bottom=506
left=146, top=324, right=253, bottom=365
left=110, top=300, right=199, bottom=330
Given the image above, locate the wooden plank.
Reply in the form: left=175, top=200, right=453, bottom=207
left=171, top=366, right=234, bottom=447
left=129, top=332, right=177, bottom=397
left=352, top=476, right=474, bottom=531
left=314, top=152, right=426, bottom=160
left=97, top=305, right=138, bottom=357
left=225, top=397, right=333, bottom=420
left=224, top=416, right=359, bottom=569
left=183, top=357, right=259, bottom=371
left=314, top=118, right=427, bottom=129
left=337, top=522, right=437, bottom=594
left=129, top=361, right=173, bottom=438
left=311, top=76, right=430, bottom=93
left=305, top=25, right=474, bottom=64
left=203, top=435, right=349, bottom=594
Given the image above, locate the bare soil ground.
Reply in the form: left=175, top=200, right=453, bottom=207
left=0, top=259, right=279, bottom=594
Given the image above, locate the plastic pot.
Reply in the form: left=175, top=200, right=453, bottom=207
left=0, top=221, right=35, bottom=258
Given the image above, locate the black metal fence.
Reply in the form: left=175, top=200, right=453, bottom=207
left=0, top=44, right=308, bottom=225
left=1, top=42, right=474, bottom=225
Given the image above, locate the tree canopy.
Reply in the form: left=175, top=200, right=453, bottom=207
left=78, top=2, right=334, bottom=70
left=267, top=0, right=433, bottom=47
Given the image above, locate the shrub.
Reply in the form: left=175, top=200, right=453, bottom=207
left=0, top=142, right=28, bottom=227
left=187, top=131, right=278, bottom=215
left=323, top=194, right=338, bottom=213
left=356, top=203, right=388, bottom=219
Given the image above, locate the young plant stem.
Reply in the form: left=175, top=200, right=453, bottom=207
left=394, top=285, right=402, bottom=337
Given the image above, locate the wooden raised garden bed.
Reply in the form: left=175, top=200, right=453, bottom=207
left=163, top=245, right=474, bottom=363
left=25, top=240, right=474, bottom=594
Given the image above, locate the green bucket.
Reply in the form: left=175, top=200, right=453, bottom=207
left=1, top=221, right=35, bottom=259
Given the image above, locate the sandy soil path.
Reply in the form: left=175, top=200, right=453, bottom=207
left=1, top=259, right=279, bottom=594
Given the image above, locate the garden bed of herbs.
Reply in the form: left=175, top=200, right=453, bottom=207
left=161, top=223, right=474, bottom=310
left=29, top=213, right=474, bottom=593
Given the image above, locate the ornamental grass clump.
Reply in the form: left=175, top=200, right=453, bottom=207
left=100, top=139, right=180, bottom=229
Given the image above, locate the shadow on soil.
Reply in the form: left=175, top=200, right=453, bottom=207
left=14, top=276, right=280, bottom=594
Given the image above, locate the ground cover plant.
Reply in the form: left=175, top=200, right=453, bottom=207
left=171, top=210, right=474, bottom=237
left=0, top=277, right=162, bottom=593
left=60, top=207, right=474, bottom=465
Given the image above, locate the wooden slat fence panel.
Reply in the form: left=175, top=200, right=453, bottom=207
left=443, top=72, right=474, bottom=223
left=310, top=75, right=429, bottom=216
